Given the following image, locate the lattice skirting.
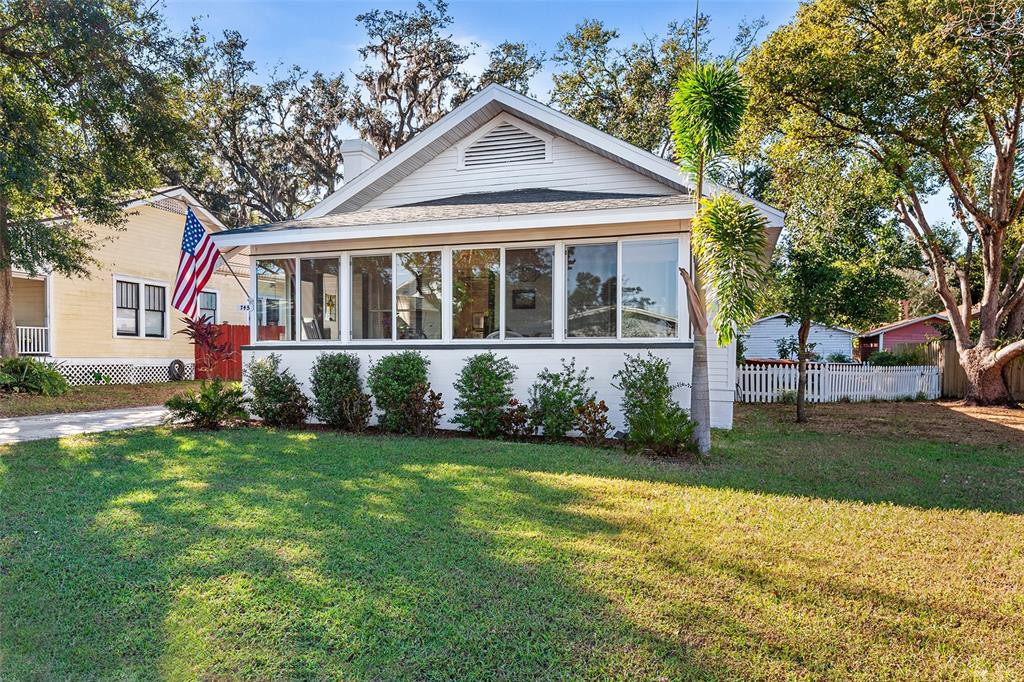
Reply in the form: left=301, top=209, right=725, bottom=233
left=47, top=359, right=195, bottom=386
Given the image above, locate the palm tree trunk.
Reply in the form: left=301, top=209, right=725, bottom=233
left=691, top=326, right=712, bottom=453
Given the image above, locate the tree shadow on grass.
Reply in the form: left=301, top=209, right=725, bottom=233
left=0, top=430, right=735, bottom=680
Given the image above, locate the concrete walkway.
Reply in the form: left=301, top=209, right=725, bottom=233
left=0, top=406, right=168, bottom=445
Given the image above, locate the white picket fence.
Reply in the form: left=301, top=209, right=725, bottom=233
left=737, top=363, right=941, bottom=403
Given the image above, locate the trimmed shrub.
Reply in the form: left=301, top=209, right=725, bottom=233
left=613, top=353, right=696, bottom=457
left=826, top=352, right=853, bottom=364
left=367, top=351, right=431, bottom=432
left=452, top=352, right=517, bottom=438
left=529, top=358, right=595, bottom=439
left=867, top=347, right=929, bottom=366
left=575, top=398, right=612, bottom=448
left=500, top=398, right=534, bottom=440
left=245, top=354, right=309, bottom=427
left=164, top=379, right=247, bottom=430
left=0, top=357, right=69, bottom=396
left=310, top=352, right=371, bottom=430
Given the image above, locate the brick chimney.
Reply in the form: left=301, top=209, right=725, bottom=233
left=342, top=139, right=379, bottom=180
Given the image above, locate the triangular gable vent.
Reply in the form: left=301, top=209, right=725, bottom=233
left=462, top=122, right=548, bottom=168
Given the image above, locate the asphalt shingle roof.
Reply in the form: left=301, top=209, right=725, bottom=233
left=222, top=188, right=693, bottom=235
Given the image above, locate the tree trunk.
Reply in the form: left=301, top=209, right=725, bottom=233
left=795, top=318, right=811, bottom=423
left=0, top=197, right=16, bottom=358
left=691, top=329, right=712, bottom=454
left=960, top=347, right=1014, bottom=406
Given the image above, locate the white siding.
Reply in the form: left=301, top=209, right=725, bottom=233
left=244, top=343, right=735, bottom=431
left=363, top=120, right=676, bottom=209
left=742, top=316, right=855, bottom=360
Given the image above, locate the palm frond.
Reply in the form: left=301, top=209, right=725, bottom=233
left=691, top=194, right=769, bottom=345
left=669, top=63, right=748, bottom=173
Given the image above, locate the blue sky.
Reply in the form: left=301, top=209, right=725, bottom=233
left=164, top=0, right=802, bottom=95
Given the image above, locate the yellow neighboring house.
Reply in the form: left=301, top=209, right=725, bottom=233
left=11, top=186, right=250, bottom=384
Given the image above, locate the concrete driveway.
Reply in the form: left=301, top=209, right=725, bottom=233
left=0, top=406, right=168, bottom=445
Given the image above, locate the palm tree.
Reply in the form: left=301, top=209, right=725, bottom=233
left=670, top=62, right=767, bottom=454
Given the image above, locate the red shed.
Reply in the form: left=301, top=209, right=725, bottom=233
left=856, top=314, right=946, bottom=361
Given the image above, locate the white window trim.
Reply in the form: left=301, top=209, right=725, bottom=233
left=249, top=233, right=689, bottom=348
left=454, top=113, right=554, bottom=171
left=111, top=275, right=170, bottom=341
left=252, top=258, right=298, bottom=344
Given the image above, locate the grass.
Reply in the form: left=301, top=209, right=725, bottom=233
left=1, top=403, right=1022, bottom=680
left=0, top=380, right=202, bottom=418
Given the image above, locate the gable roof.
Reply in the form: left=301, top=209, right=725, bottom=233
left=749, top=313, right=857, bottom=336
left=301, top=84, right=784, bottom=226
left=859, top=313, right=948, bottom=338
left=124, top=185, right=228, bottom=232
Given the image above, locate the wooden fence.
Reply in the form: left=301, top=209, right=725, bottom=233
left=195, top=323, right=249, bottom=381
left=891, top=340, right=1024, bottom=398
left=737, top=363, right=941, bottom=403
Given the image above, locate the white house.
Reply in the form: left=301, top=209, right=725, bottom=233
left=742, top=314, right=856, bottom=361
left=213, top=85, right=783, bottom=429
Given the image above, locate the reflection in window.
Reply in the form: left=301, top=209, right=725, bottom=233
left=396, top=251, right=442, bottom=340
left=453, top=248, right=499, bottom=339
left=621, top=239, right=678, bottom=338
left=199, top=291, right=218, bottom=323
left=300, top=258, right=340, bottom=340
left=566, top=243, right=617, bottom=337
left=256, top=259, right=295, bottom=341
left=351, top=255, right=392, bottom=340
left=115, top=280, right=139, bottom=336
left=505, top=247, right=553, bottom=338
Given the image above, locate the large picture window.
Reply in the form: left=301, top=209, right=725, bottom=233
left=504, top=246, right=553, bottom=338
left=351, top=255, right=392, bottom=339
left=256, top=259, right=295, bottom=341
left=396, top=251, right=442, bottom=340
left=453, top=248, right=499, bottom=339
left=301, top=258, right=340, bottom=340
left=621, top=239, right=678, bottom=338
left=566, top=243, right=617, bottom=338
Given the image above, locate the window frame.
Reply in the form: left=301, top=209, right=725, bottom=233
left=143, top=283, right=167, bottom=338
left=111, top=275, right=169, bottom=340
left=198, top=289, right=219, bottom=324
left=247, top=233, right=688, bottom=347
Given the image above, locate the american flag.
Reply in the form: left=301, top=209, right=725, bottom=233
left=172, top=207, right=221, bottom=319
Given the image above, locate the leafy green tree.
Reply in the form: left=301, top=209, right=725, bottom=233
left=743, top=0, right=1024, bottom=405
left=0, top=0, right=191, bottom=356
left=765, top=154, right=914, bottom=420
left=670, top=62, right=769, bottom=454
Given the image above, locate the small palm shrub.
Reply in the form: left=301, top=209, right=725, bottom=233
left=0, top=357, right=69, bottom=396
left=613, top=353, right=696, bottom=456
left=452, top=352, right=517, bottom=438
left=397, top=383, right=444, bottom=436
left=164, top=379, right=247, bottom=430
left=367, top=351, right=433, bottom=433
left=575, top=398, right=612, bottom=448
left=529, top=358, right=595, bottom=439
left=245, top=353, right=309, bottom=427
left=310, top=352, right=372, bottom=430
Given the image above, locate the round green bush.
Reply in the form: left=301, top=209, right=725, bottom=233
left=310, top=352, right=369, bottom=430
left=366, top=351, right=429, bottom=432
left=452, top=352, right=517, bottom=438
left=245, top=353, right=309, bottom=427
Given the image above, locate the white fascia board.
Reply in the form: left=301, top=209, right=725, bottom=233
left=302, top=84, right=785, bottom=226
left=214, top=203, right=694, bottom=249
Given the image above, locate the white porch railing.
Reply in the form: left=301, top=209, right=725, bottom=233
left=737, top=363, right=941, bottom=403
left=16, top=326, right=49, bottom=355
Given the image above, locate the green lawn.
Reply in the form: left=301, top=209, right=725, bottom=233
left=2, top=405, right=1023, bottom=680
